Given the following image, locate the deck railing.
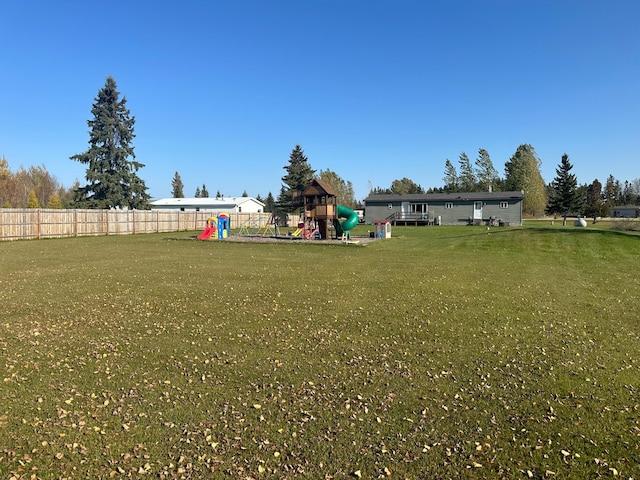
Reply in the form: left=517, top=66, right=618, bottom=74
left=386, top=212, right=435, bottom=224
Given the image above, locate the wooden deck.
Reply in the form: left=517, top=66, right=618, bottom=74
left=386, top=213, right=436, bottom=226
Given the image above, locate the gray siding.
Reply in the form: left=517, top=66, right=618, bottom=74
left=365, top=203, right=395, bottom=223
left=364, top=192, right=523, bottom=226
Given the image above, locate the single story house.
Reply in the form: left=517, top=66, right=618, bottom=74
left=150, top=196, right=265, bottom=213
left=363, top=191, right=524, bottom=226
left=611, top=206, right=640, bottom=218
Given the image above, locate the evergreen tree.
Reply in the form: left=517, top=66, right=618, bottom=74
left=27, top=190, right=40, bottom=208
left=443, top=159, right=458, bottom=192
left=458, top=152, right=477, bottom=192
left=194, top=186, right=201, bottom=198
left=201, top=184, right=209, bottom=198
left=171, top=171, right=184, bottom=198
left=280, top=145, right=315, bottom=210
left=604, top=175, right=618, bottom=209
left=621, top=180, right=634, bottom=205
left=47, top=193, right=63, bottom=209
left=71, top=76, right=150, bottom=209
left=504, top=144, right=547, bottom=217
left=264, top=192, right=275, bottom=212
left=584, top=179, right=606, bottom=223
left=546, top=153, right=580, bottom=225
left=475, top=148, right=500, bottom=192
left=615, top=180, right=623, bottom=204
left=242, top=190, right=248, bottom=197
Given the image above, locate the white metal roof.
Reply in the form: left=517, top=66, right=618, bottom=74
left=150, top=197, right=265, bottom=207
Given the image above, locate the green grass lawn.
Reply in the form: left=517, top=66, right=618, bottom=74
left=1, top=223, right=639, bottom=479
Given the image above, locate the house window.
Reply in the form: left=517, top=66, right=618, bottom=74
left=410, top=203, right=428, bottom=214
left=445, top=202, right=453, bottom=209
left=180, top=207, right=185, bottom=212
left=388, top=203, right=393, bottom=209
left=500, top=202, right=508, bottom=209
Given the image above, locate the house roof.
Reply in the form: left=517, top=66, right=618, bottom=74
left=150, top=196, right=265, bottom=207
left=363, top=190, right=524, bottom=203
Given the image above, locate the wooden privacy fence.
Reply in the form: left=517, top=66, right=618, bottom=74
left=0, top=209, right=278, bottom=241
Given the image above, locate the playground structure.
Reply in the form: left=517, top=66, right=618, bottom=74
left=203, top=178, right=362, bottom=242
left=260, top=212, right=283, bottom=237
left=334, top=204, right=360, bottom=239
left=197, top=213, right=231, bottom=240
left=238, top=214, right=271, bottom=236
left=290, top=222, right=321, bottom=239
left=292, top=178, right=360, bottom=240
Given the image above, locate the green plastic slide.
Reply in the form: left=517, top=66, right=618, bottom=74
left=334, top=204, right=359, bottom=237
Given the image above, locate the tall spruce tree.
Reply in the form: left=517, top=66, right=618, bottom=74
left=546, top=153, right=580, bottom=225
left=584, top=179, right=606, bottom=223
left=475, top=148, right=500, bottom=192
left=71, top=76, right=149, bottom=209
left=458, top=152, right=477, bottom=192
left=171, top=172, right=185, bottom=198
left=264, top=192, right=275, bottom=212
left=604, top=175, right=619, bottom=208
left=280, top=145, right=315, bottom=211
left=504, top=144, right=547, bottom=217
left=443, top=159, right=458, bottom=192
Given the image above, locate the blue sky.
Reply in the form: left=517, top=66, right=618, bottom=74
left=1, top=0, right=638, bottom=201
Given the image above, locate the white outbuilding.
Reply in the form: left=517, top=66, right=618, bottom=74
left=150, top=196, right=265, bottom=213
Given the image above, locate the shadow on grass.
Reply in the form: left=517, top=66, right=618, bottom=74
left=525, top=226, right=640, bottom=239
left=432, top=225, right=640, bottom=241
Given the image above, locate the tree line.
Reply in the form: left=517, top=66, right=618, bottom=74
left=0, top=158, right=75, bottom=208
left=171, top=144, right=360, bottom=214
left=371, top=144, right=640, bottom=219
left=2, top=75, right=638, bottom=218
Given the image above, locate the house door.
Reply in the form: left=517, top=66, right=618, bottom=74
left=473, top=201, right=483, bottom=222
left=401, top=202, right=410, bottom=219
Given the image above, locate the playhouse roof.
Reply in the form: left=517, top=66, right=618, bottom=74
left=303, top=178, right=337, bottom=196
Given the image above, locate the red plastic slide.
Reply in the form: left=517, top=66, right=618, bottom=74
left=197, top=226, right=216, bottom=240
